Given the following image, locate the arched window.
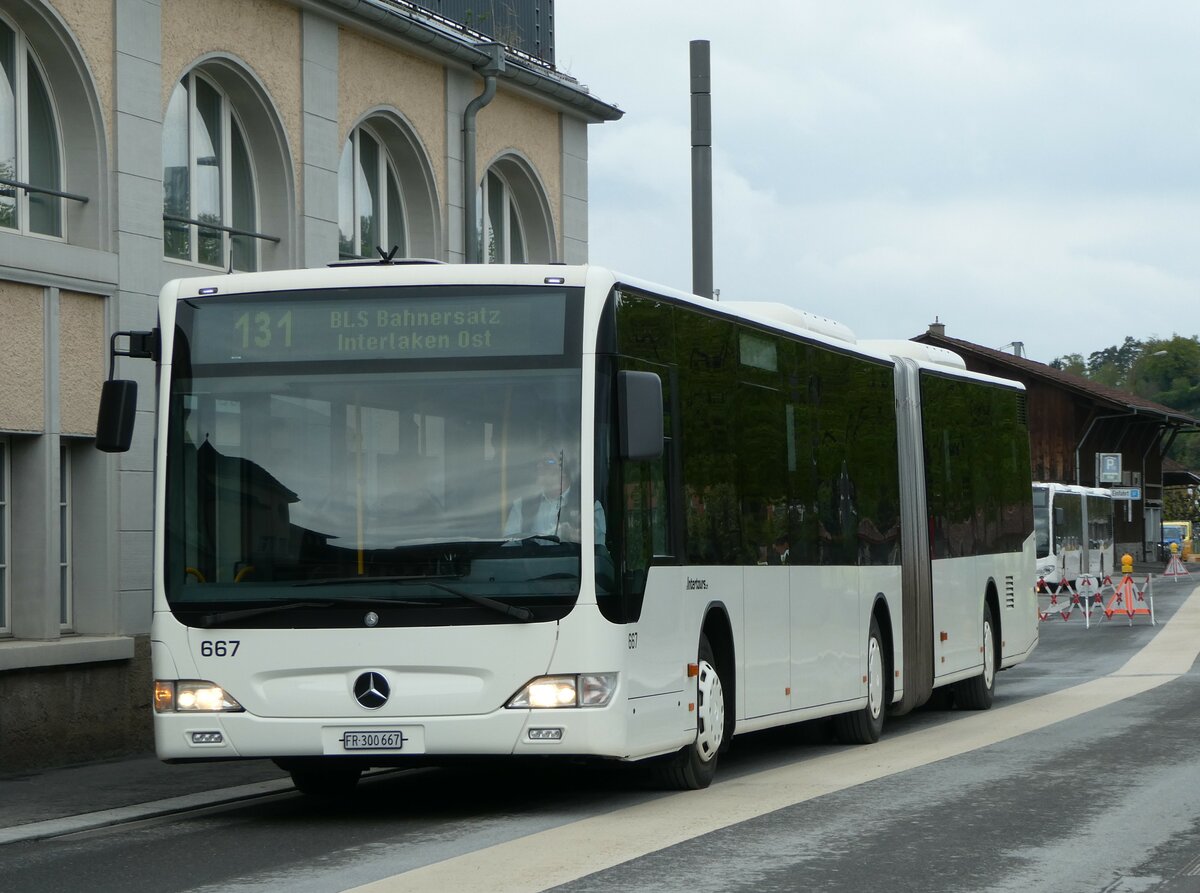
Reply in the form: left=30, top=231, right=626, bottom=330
left=0, top=17, right=63, bottom=238
left=478, top=169, right=525, bottom=264
left=476, top=156, right=555, bottom=265
left=163, top=71, right=259, bottom=271
left=338, top=124, right=407, bottom=260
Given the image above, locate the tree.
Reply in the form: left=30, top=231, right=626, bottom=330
left=1086, top=336, right=1144, bottom=388
left=1125, top=336, right=1200, bottom=472
left=1127, top=335, right=1200, bottom=415
left=1054, top=335, right=1200, bottom=472
left=1049, top=353, right=1086, bottom=376
left=1163, top=486, right=1200, bottom=530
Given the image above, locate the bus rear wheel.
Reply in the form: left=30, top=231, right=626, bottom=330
left=654, top=634, right=724, bottom=790
left=833, top=615, right=887, bottom=745
left=953, top=602, right=996, bottom=710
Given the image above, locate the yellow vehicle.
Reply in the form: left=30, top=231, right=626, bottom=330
left=1162, top=520, right=1193, bottom=560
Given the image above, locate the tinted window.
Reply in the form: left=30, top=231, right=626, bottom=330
left=921, top=374, right=1033, bottom=558
left=613, top=292, right=901, bottom=569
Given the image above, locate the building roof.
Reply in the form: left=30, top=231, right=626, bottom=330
left=1163, top=456, right=1200, bottom=487
left=323, top=0, right=624, bottom=122
left=912, top=329, right=1200, bottom=429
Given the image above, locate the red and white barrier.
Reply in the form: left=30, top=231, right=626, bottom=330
left=1075, top=575, right=1106, bottom=629
left=1100, top=572, right=1155, bottom=626
left=1037, top=572, right=1154, bottom=628
left=1163, top=552, right=1190, bottom=581
left=1037, top=577, right=1082, bottom=622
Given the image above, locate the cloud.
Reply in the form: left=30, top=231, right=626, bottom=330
left=556, top=2, right=1200, bottom=363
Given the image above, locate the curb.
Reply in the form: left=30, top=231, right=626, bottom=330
left=0, top=777, right=297, bottom=846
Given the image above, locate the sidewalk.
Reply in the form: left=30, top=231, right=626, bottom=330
left=0, top=752, right=292, bottom=845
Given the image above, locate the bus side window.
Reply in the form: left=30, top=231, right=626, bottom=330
left=619, top=363, right=671, bottom=609
left=622, top=451, right=670, bottom=598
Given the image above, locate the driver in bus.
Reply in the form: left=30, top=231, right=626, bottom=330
left=504, top=446, right=606, bottom=545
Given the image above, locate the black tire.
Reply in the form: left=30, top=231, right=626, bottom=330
left=953, top=601, right=996, bottom=710
left=833, top=615, right=888, bottom=744
left=654, top=634, right=725, bottom=790
left=922, top=686, right=956, bottom=711
left=289, top=762, right=363, bottom=797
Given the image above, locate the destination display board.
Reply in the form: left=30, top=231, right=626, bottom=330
left=185, top=290, right=568, bottom=364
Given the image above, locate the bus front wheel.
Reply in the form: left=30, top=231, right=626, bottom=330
left=953, top=602, right=996, bottom=710
left=655, top=633, right=725, bottom=790
left=285, top=760, right=363, bottom=798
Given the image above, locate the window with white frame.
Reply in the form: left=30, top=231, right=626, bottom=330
left=338, top=124, right=408, bottom=260
left=58, top=443, right=71, bottom=631
left=478, top=169, right=526, bottom=264
left=0, top=17, right=63, bottom=238
left=163, top=71, right=259, bottom=271
left=0, top=437, right=8, bottom=636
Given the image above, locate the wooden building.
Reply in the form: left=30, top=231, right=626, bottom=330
left=914, top=323, right=1200, bottom=561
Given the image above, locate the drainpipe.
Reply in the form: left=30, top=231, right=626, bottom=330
left=464, top=43, right=505, bottom=263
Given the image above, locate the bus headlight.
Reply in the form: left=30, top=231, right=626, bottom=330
left=506, top=673, right=617, bottom=709
left=154, top=680, right=245, bottom=713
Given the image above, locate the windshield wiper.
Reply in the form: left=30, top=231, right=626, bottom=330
left=291, top=576, right=534, bottom=621
left=295, top=575, right=462, bottom=587
left=423, top=580, right=534, bottom=621
left=196, top=600, right=331, bottom=628
left=197, top=595, right=438, bottom=627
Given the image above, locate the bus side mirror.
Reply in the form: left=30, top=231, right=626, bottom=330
left=95, top=329, right=159, bottom=453
left=618, top=370, right=663, bottom=462
left=96, top=379, right=138, bottom=453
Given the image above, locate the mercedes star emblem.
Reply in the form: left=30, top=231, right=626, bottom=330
left=353, top=671, right=390, bottom=709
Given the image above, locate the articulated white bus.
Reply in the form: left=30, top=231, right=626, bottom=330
left=98, top=263, right=1038, bottom=794
left=1032, top=482, right=1115, bottom=587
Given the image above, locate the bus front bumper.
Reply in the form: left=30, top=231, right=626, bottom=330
left=153, top=704, right=638, bottom=762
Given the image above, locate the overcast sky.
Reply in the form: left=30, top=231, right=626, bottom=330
left=553, top=2, right=1200, bottom=364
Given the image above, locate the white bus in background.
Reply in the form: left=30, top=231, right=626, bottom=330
left=1033, top=482, right=1115, bottom=587
left=97, top=263, right=1038, bottom=795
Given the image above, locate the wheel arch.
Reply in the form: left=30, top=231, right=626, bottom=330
left=871, top=593, right=896, bottom=702
left=984, top=578, right=1002, bottom=665
left=701, top=602, right=736, bottom=746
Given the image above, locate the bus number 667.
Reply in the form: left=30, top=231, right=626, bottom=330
left=200, top=640, right=240, bottom=657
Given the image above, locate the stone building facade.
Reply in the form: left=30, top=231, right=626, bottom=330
left=0, top=0, right=619, bottom=771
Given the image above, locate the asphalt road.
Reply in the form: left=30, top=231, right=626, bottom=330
left=8, top=580, right=1200, bottom=893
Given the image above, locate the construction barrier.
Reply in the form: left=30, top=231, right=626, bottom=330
left=1037, top=571, right=1154, bottom=628
left=1037, top=575, right=1105, bottom=627
left=1163, top=551, right=1190, bottom=581
left=1037, top=576, right=1084, bottom=623
left=1101, top=572, right=1155, bottom=625
left=1076, top=574, right=1106, bottom=629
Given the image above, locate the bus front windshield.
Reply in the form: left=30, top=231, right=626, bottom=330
left=164, top=288, right=584, bottom=626
left=1033, top=487, right=1049, bottom=559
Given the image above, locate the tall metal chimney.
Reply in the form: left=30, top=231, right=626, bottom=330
left=691, top=40, right=713, bottom=299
